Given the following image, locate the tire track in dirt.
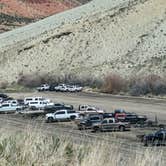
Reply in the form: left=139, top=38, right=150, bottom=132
left=0, top=114, right=165, bottom=162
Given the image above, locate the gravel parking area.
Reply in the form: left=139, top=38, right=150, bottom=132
left=7, top=92, right=166, bottom=124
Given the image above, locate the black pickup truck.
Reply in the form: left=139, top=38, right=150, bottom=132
left=143, top=129, right=166, bottom=146
left=44, top=103, right=73, bottom=113
left=122, top=113, right=147, bottom=124
left=76, top=115, right=102, bottom=130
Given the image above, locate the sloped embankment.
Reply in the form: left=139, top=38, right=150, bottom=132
left=0, top=0, right=84, bottom=33
left=0, top=0, right=166, bottom=83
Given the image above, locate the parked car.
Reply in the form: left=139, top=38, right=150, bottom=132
left=78, top=105, right=105, bottom=115
left=75, top=85, right=83, bottom=92
left=17, top=99, right=25, bottom=105
left=78, top=104, right=90, bottom=111
left=112, top=109, right=147, bottom=124
left=120, top=113, right=147, bottom=124
left=76, top=114, right=103, bottom=130
left=24, top=97, right=50, bottom=105
left=0, top=93, right=8, bottom=99
left=103, top=113, right=114, bottom=119
left=67, top=85, right=77, bottom=92
left=45, top=110, right=79, bottom=123
left=37, top=84, right=50, bottom=91
left=0, top=97, right=4, bottom=103
left=0, top=94, right=14, bottom=103
left=0, top=103, right=23, bottom=113
left=92, top=118, right=130, bottom=132
left=3, top=100, right=19, bottom=106
left=112, top=109, right=126, bottom=119
left=49, top=84, right=57, bottom=91
left=54, top=84, right=83, bottom=92
left=143, top=129, right=166, bottom=146
left=54, top=84, right=67, bottom=92
left=28, top=101, right=48, bottom=110
left=67, top=85, right=83, bottom=92
left=44, top=103, right=73, bottom=113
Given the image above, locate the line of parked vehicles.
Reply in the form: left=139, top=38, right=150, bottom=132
left=37, top=84, right=83, bottom=92
left=0, top=93, right=165, bottom=146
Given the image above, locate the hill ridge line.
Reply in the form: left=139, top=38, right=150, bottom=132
left=0, top=0, right=137, bottom=51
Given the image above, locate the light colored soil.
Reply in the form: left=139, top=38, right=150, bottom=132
left=0, top=92, right=165, bottom=160
left=0, top=0, right=166, bottom=83
left=0, top=0, right=75, bottom=18
left=8, top=92, right=166, bottom=123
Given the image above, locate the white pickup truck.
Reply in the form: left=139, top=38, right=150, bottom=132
left=45, top=110, right=79, bottom=123
left=37, top=84, right=50, bottom=91
left=78, top=105, right=105, bottom=115
left=0, top=103, right=23, bottom=113
left=24, top=96, right=51, bottom=104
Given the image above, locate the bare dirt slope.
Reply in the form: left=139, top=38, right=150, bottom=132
left=0, top=0, right=88, bottom=33
left=0, top=0, right=166, bottom=83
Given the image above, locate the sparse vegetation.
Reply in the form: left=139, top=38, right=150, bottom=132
left=129, top=75, right=166, bottom=96
left=16, top=72, right=166, bottom=96
left=17, top=73, right=48, bottom=88
left=17, top=73, right=103, bottom=89
left=101, top=73, right=166, bottom=96
left=0, top=80, right=9, bottom=89
left=0, top=127, right=164, bottom=166
left=102, top=73, right=126, bottom=94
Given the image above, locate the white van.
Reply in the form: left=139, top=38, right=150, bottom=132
left=24, top=97, right=50, bottom=105
left=28, top=101, right=47, bottom=110
left=3, top=100, right=18, bottom=106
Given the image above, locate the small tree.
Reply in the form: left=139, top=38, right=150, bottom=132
left=102, top=73, right=125, bottom=94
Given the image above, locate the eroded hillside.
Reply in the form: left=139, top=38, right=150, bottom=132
left=0, top=0, right=90, bottom=33
left=0, top=0, right=166, bottom=83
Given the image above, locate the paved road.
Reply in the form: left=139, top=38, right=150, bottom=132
left=8, top=92, right=166, bottom=123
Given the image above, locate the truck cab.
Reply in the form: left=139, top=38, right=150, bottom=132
left=37, top=84, right=50, bottom=91
left=76, top=114, right=102, bottom=130
left=0, top=103, right=22, bottom=113
left=24, top=97, right=50, bottom=105
left=45, top=110, right=79, bottom=123
left=92, top=118, right=130, bottom=132
left=78, top=105, right=105, bottom=115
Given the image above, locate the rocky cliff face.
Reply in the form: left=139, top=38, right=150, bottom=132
left=0, top=0, right=166, bottom=83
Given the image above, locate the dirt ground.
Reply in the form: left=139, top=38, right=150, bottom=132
left=8, top=91, right=166, bottom=123
left=0, top=92, right=165, bottom=159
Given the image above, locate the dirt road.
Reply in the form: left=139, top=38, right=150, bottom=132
left=8, top=92, right=166, bottom=123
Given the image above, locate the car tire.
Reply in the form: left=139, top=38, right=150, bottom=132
left=159, top=124, right=165, bottom=128
left=47, top=117, right=53, bottom=123
left=93, top=126, right=100, bottom=132
left=145, top=140, right=153, bottom=147
left=70, top=115, right=76, bottom=120
left=16, top=108, right=21, bottom=111
left=119, top=126, right=125, bottom=132
left=79, top=125, right=86, bottom=130
left=143, top=140, right=148, bottom=146
left=31, top=106, right=37, bottom=110
left=78, top=125, right=83, bottom=130
left=153, top=139, right=159, bottom=146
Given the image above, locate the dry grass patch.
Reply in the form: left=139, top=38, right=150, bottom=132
left=0, top=127, right=165, bottom=166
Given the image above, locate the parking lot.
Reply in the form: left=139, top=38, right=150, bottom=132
left=0, top=91, right=165, bottom=161
left=8, top=91, right=166, bottom=123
